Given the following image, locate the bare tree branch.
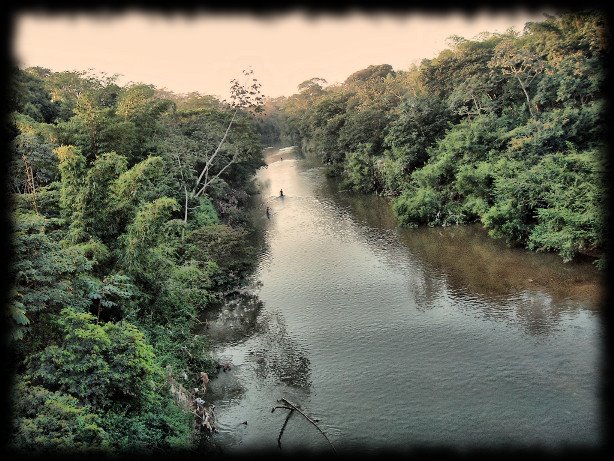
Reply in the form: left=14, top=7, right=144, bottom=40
left=273, top=397, right=337, bottom=454
left=194, top=150, right=239, bottom=198
left=192, top=108, right=238, bottom=196
left=277, top=409, right=294, bottom=449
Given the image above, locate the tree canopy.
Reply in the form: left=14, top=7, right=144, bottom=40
left=7, top=65, right=264, bottom=451
left=267, top=11, right=606, bottom=265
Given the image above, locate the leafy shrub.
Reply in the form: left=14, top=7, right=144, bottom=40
left=11, top=381, right=109, bottom=451
left=28, top=308, right=159, bottom=411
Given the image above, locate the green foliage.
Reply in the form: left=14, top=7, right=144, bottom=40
left=341, top=143, right=377, bottom=193
left=374, top=149, right=410, bottom=195
left=482, top=198, right=533, bottom=245
left=111, top=156, right=167, bottom=205
left=382, top=94, right=452, bottom=185
left=119, top=197, right=179, bottom=279
left=191, top=195, right=220, bottom=228
left=185, top=223, right=256, bottom=288
left=28, top=308, right=159, bottom=410
left=10, top=211, right=92, bottom=317
left=79, top=152, right=128, bottom=241
left=80, top=273, right=138, bottom=321
left=345, top=64, right=395, bottom=84
left=393, top=187, right=441, bottom=226
left=148, top=262, right=216, bottom=326
left=101, top=399, right=192, bottom=451
left=7, top=290, right=31, bottom=341
left=55, top=145, right=86, bottom=221
left=337, top=105, right=390, bottom=155
left=11, top=381, right=109, bottom=451
left=9, top=66, right=266, bottom=452
left=56, top=93, right=115, bottom=160
left=461, top=195, right=490, bottom=220
left=9, top=130, right=59, bottom=193
left=526, top=150, right=604, bottom=261
left=269, top=11, right=605, bottom=264
left=9, top=67, right=59, bottom=123
left=482, top=148, right=604, bottom=259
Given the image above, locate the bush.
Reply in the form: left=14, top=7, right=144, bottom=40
left=11, top=381, right=109, bottom=451
left=28, top=308, right=159, bottom=411
left=393, top=187, right=441, bottom=225
left=341, top=143, right=376, bottom=193
left=101, top=394, right=192, bottom=451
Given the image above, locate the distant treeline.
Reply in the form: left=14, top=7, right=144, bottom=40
left=8, top=66, right=265, bottom=450
left=260, top=11, right=607, bottom=265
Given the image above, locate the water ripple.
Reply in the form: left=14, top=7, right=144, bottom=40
left=205, top=152, right=603, bottom=451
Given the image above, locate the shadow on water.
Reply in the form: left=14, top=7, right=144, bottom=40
left=197, top=287, right=313, bottom=451
left=201, top=290, right=265, bottom=347
left=248, top=309, right=312, bottom=389
left=200, top=293, right=312, bottom=386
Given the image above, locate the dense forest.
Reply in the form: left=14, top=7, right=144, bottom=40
left=262, top=11, right=607, bottom=265
left=5, top=10, right=607, bottom=454
left=7, top=66, right=265, bottom=451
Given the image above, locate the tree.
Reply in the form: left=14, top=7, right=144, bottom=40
left=174, top=68, right=264, bottom=223
left=11, top=382, right=109, bottom=451
left=9, top=211, right=92, bottom=328
left=28, top=308, right=159, bottom=410
left=489, top=36, right=546, bottom=117
left=10, top=67, right=58, bottom=123
left=43, top=69, right=119, bottom=121
left=119, top=197, right=179, bottom=281
left=8, top=59, right=270, bottom=453
left=341, top=143, right=377, bottom=193
left=297, top=77, right=327, bottom=97
left=9, top=122, right=59, bottom=194
left=379, top=94, right=452, bottom=194
left=345, top=64, right=395, bottom=84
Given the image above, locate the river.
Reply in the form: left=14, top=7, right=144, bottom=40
left=200, top=147, right=604, bottom=453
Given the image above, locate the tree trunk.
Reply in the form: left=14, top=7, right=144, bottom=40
left=183, top=187, right=189, bottom=224
left=192, top=109, right=238, bottom=196
left=516, top=75, right=534, bottom=117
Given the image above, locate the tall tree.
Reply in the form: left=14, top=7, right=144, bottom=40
left=176, top=68, right=264, bottom=223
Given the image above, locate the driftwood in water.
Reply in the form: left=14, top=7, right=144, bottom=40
left=272, top=397, right=336, bottom=454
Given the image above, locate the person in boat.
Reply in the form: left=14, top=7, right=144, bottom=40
left=280, top=189, right=284, bottom=197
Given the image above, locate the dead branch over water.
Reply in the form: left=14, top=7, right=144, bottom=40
left=272, top=397, right=336, bottom=454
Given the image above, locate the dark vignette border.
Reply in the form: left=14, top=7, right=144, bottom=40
left=0, top=1, right=611, bottom=461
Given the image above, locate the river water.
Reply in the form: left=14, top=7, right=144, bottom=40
left=200, top=147, right=604, bottom=453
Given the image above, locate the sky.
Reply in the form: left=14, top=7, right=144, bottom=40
left=14, top=10, right=550, bottom=100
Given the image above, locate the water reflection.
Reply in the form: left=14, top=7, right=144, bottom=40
left=249, top=310, right=312, bottom=389
left=398, top=224, right=601, bottom=307
left=202, top=295, right=311, bottom=390
left=202, top=290, right=264, bottom=346
left=204, top=148, right=602, bottom=450
left=309, top=177, right=602, bottom=336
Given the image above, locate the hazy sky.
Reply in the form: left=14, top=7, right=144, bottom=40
left=14, top=11, right=550, bottom=100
